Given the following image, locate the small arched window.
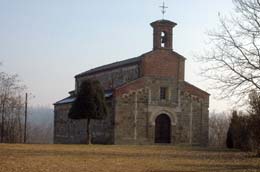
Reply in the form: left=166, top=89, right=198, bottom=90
left=161, top=31, right=167, bottom=48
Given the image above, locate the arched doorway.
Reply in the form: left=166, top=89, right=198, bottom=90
left=155, top=114, right=171, bottom=143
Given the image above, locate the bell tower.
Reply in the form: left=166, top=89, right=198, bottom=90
left=151, top=20, right=177, bottom=50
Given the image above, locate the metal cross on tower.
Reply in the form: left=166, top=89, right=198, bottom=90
left=160, top=1, right=168, bottom=19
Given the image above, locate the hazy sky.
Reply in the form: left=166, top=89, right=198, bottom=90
left=0, top=0, right=235, bottom=112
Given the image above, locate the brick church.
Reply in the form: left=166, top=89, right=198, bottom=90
left=54, top=19, right=209, bottom=146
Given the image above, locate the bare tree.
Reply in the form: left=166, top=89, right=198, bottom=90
left=209, top=112, right=230, bottom=147
left=0, top=71, right=26, bottom=143
left=199, top=0, right=260, bottom=102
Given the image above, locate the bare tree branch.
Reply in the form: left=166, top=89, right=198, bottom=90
left=198, top=0, right=260, bottom=103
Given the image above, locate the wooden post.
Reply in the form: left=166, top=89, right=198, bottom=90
left=1, top=101, right=5, bottom=143
left=24, top=93, right=28, bottom=143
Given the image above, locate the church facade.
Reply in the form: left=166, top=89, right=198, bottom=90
left=54, top=19, right=209, bottom=146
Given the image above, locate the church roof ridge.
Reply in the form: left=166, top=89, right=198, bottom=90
left=75, top=50, right=186, bottom=78
left=75, top=51, right=153, bottom=78
left=75, top=56, right=141, bottom=77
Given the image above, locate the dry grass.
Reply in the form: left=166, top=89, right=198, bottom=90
left=0, top=144, right=259, bottom=172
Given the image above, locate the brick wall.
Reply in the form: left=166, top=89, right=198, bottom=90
left=141, top=50, right=185, bottom=80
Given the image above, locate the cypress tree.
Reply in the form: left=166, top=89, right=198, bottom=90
left=68, top=79, right=108, bottom=144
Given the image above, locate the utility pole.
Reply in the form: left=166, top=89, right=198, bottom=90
left=1, top=100, right=5, bottom=143
left=24, top=93, right=28, bottom=143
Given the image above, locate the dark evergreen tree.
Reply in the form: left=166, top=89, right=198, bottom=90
left=68, top=79, right=108, bottom=144
left=226, top=126, right=233, bottom=149
left=248, top=91, right=260, bottom=157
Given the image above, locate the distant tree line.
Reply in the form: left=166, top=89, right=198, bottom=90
left=208, top=112, right=230, bottom=148
left=27, top=106, right=53, bottom=144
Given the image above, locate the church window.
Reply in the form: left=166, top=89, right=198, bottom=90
left=160, top=87, right=168, bottom=100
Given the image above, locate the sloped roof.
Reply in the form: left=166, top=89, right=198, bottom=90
left=183, top=81, right=210, bottom=99
left=75, top=50, right=185, bottom=78
left=75, top=56, right=142, bottom=78
left=171, top=51, right=186, bottom=60
left=54, top=96, right=76, bottom=105
left=150, top=19, right=177, bottom=28
left=54, top=90, right=113, bottom=105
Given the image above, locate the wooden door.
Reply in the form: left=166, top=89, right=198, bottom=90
left=155, top=114, right=171, bottom=143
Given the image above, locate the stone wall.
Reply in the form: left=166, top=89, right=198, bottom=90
left=178, top=82, right=209, bottom=146
left=76, top=64, right=140, bottom=91
left=114, top=86, right=150, bottom=144
left=54, top=103, right=87, bottom=144
left=114, top=77, right=180, bottom=145
left=201, top=98, right=209, bottom=146
left=54, top=76, right=209, bottom=146
left=54, top=99, right=114, bottom=144
left=114, top=76, right=209, bottom=146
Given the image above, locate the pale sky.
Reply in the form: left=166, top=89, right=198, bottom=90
left=0, top=0, right=235, bottom=112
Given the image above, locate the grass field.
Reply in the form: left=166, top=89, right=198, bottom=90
left=0, top=144, right=259, bottom=172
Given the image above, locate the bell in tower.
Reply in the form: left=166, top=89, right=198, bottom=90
left=151, top=20, right=177, bottom=50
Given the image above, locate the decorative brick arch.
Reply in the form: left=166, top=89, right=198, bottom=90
left=150, top=110, right=177, bottom=126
